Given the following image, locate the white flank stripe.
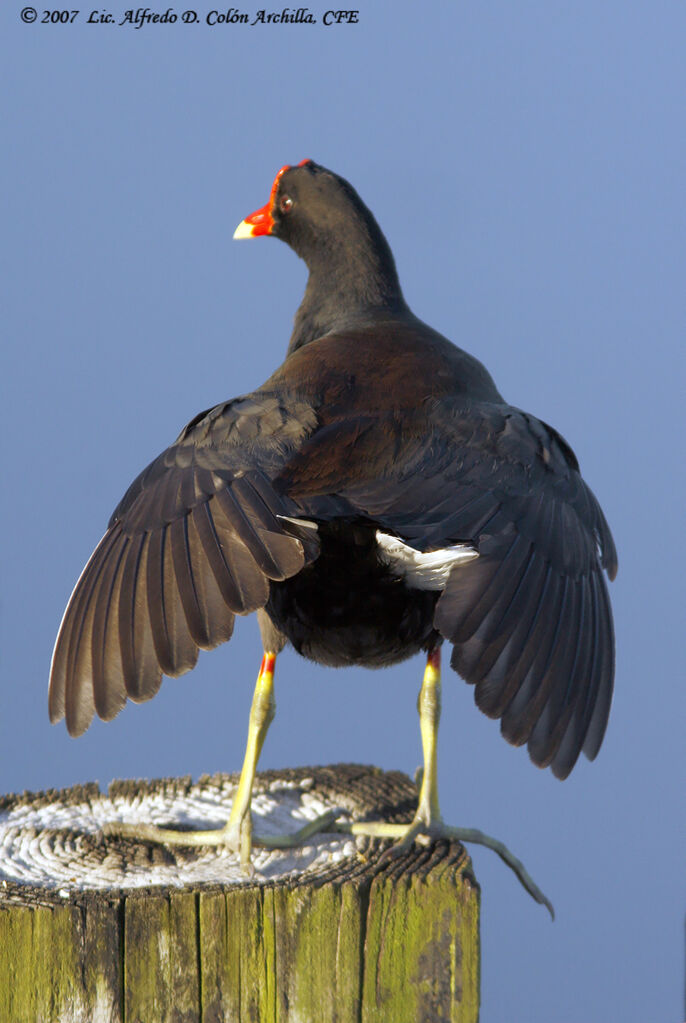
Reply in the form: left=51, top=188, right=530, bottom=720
left=277, top=515, right=320, bottom=532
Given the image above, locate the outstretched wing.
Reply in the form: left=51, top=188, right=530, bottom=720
left=50, top=392, right=320, bottom=736
left=280, top=397, right=617, bottom=779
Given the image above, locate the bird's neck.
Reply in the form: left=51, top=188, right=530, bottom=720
left=287, top=234, right=410, bottom=354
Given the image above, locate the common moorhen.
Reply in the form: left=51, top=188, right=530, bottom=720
left=50, top=161, right=617, bottom=907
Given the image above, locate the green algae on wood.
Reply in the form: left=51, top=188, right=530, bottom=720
left=0, top=765, right=480, bottom=1022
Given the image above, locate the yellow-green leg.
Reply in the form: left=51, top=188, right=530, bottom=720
left=332, top=646, right=555, bottom=917
left=225, top=651, right=278, bottom=868
left=103, top=652, right=338, bottom=869
left=413, top=644, right=443, bottom=836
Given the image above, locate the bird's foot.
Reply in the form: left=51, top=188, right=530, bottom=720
left=331, top=812, right=554, bottom=919
left=102, top=809, right=341, bottom=874
left=101, top=817, right=256, bottom=872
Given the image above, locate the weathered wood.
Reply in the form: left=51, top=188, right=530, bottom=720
left=0, top=765, right=480, bottom=1022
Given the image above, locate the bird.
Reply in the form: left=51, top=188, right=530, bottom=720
left=50, top=160, right=617, bottom=901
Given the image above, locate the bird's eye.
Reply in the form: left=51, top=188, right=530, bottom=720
left=279, top=195, right=293, bottom=215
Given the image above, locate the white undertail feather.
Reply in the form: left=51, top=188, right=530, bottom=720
left=375, top=531, right=478, bottom=590
left=277, top=517, right=478, bottom=590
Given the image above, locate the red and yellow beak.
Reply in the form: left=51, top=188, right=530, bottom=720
left=233, top=160, right=313, bottom=239
left=233, top=204, right=273, bottom=239
left=233, top=163, right=291, bottom=240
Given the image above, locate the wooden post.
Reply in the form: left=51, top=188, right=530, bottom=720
left=0, top=764, right=479, bottom=1022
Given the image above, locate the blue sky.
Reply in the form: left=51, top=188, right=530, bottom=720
left=3, top=3, right=685, bottom=1020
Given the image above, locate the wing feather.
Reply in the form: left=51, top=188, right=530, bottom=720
left=212, top=490, right=271, bottom=611
left=185, top=508, right=235, bottom=649
left=582, top=571, right=615, bottom=758
left=51, top=391, right=319, bottom=733
left=169, top=516, right=212, bottom=647
left=117, top=531, right=162, bottom=701
left=161, top=520, right=199, bottom=676
left=145, top=524, right=175, bottom=676
left=526, top=574, right=583, bottom=768
left=338, top=398, right=618, bottom=777
left=499, top=571, right=569, bottom=746
left=64, top=536, right=120, bottom=735
left=49, top=527, right=123, bottom=734
left=91, top=528, right=130, bottom=722
left=546, top=575, right=597, bottom=777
